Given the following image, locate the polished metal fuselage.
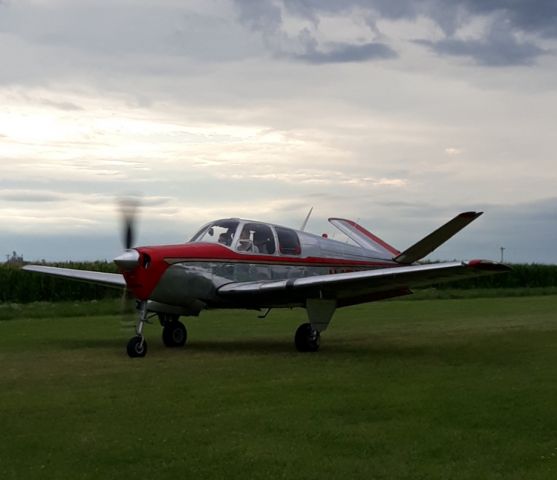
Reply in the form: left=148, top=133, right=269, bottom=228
left=148, top=221, right=397, bottom=313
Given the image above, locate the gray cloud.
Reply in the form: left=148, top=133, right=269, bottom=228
left=279, top=0, right=557, bottom=38
left=235, top=0, right=283, bottom=33
left=294, top=41, right=396, bottom=64
left=0, top=1, right=264, bottom=85
left=416, top=18, right=547, bottom=66
left=0, top=0, right=551, bottom=85
left=233, top=0, right=398, bottom=64
left=1, top=191, right=64, bottom=203
left=233, top=0, right=555, bottom=66
left=417, top=38, right=545, bottom=66
left=432, top=197, right=557, bottom=263
left=457, top=0, right=557, bottom=38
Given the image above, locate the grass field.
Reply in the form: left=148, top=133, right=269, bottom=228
left=1, top=296, right=557, bottom=479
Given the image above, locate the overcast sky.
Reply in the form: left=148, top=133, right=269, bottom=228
left=1, top=0, right=556, bottom=263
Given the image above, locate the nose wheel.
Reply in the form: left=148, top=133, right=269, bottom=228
left=127, top=335, right=147, bottom=357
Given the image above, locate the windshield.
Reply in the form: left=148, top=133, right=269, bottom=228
left=190, top=220, right=239, bottom=247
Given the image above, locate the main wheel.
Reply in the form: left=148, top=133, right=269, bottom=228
left=294, top=323, right=320, bottom=352
left=162, top=320, right=188, bottom=347
left=127, top=336, right=147, bottom=358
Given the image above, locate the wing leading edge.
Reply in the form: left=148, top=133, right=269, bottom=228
left=217, top=260, right=510, bottom=308
left=22, top=265, right=126, bottom=288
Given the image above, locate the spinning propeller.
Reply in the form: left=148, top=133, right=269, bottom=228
left=115, top=197, right=141, bottom=334
left=121, top=197, right=138, bottom=250
left=114, top=197, right=141, bottom=270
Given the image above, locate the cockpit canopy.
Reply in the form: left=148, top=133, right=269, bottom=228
left=190, top=219, right=301, bottom=256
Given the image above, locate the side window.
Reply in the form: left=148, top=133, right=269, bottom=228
left=237, top=223, right=276, bottom=254
left=252, top=224, right=275, bottom=254
left=275, top=227, right=301, bottom=255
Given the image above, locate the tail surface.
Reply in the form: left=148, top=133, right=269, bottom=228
left=329, top=211, right=483, bottom=264
left=394, top=211, right=483, bottom=264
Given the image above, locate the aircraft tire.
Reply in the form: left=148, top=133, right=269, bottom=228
left=127, top=336, right=147, bottom=358
left=162, top=320, right=188, bottom=348
left=295, top=323, right=320, bottom=352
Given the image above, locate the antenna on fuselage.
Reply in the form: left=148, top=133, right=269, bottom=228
left=300, top=207, right=314, bottom=232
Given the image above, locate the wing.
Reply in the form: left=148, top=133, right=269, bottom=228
left=23, top=265, right=126, bottom=289
left=217, top=260, right=510, bottom=308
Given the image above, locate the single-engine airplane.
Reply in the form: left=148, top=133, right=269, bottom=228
left=23, top=210, right=509, bottom=357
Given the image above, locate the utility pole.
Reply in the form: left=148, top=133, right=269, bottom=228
left=500, top=246, right=505, bottom=263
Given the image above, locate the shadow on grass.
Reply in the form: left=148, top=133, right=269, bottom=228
left=51, top=336, right=428, bottom=358
left=185, top=339, right=295, bottom=355
left=50, top=337, right=127, bottom=351
left=172, top=338, right=442, bottom=360
left=170, top=332, right=525, bottom=366
left=48, top=333, right=518, bottom=368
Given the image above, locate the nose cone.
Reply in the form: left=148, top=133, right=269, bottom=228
left=114, top=249, right=140, bottom=271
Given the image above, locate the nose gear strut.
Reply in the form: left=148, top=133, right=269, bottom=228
left=126, top=301, right=150, bottom=358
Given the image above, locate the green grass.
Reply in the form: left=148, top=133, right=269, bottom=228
left=410, top=286, right=557, bottom=300
left=0, top=299, right=122, bottom=321
left=1, top=297, right=557, bottom=479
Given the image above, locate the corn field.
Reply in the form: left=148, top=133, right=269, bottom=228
left=0, top=262, right=120, bottom=303
left=1, top=262, right=557, bottom=303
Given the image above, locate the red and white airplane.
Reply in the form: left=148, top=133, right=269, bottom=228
left=23, top=211, right=509, bottom=357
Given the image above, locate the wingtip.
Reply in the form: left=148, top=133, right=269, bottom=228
left=459, top=211, right=483, bottom=219
left=467, top=259, right=511, bottom=272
